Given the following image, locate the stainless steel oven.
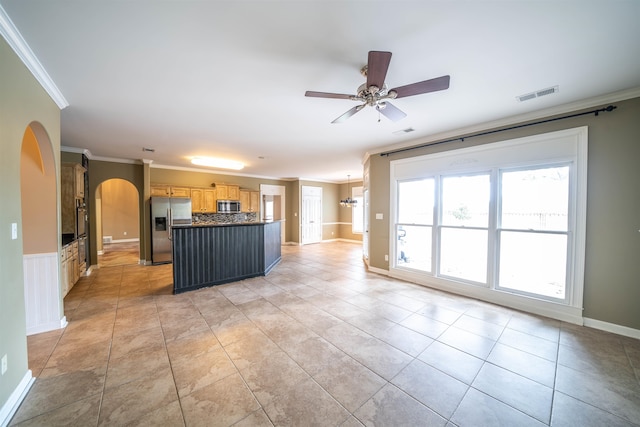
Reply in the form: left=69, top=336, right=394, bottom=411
left=78, top=235, right=86, bottom=267
left=76, top=206, right=86, bottom=237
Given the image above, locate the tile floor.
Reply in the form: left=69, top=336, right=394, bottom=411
left=12, top=242, right=640, bottom=426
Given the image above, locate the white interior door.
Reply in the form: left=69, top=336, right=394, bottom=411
left=301, top=186, right=322, bottom=244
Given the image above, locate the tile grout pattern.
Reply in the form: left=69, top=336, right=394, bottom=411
left=14, top=242, right=640, bottom=426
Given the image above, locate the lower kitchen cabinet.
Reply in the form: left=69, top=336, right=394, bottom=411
left=62, top=240, right=80, bottom=296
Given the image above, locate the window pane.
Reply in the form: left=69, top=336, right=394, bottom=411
left=440, top=228, right=487, bottom=283
left=442, top=175, right=490, bottom=227
left=397, top=225, right=432, bottom=272
left=501, top=166, right=569, bottom=231
left=398, top=179, right=434, bottom=225
left=498, top=231, right=567, bottom=299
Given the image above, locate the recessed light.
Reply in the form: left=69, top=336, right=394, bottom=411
left=191, top=157, right=244, bottom=170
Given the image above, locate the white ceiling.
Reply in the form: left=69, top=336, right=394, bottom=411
left=2, top=1, right=639, bottom=182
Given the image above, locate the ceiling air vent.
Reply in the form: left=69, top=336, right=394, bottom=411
left=517, top=85, right=559, bottom=102
left=393, top=127, right=415, bottom=135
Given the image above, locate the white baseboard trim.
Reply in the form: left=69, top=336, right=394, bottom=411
left=583, top=317, right=640, bottom=340
left=0, top=370, right=34, bottom=427
left=26, top=315, right=66, bottom=336
left=321, top=238, right=362, bottom=244
left=367, top=265, right=391, bottom=276
left=108, top=238, right=140, bottom=244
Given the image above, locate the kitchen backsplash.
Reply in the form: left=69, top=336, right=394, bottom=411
left=193, top=212, right=258, bottom=224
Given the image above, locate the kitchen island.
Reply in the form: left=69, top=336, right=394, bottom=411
left=171, top=221, right=281, bottom=294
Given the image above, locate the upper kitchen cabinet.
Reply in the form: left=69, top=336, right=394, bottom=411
left=61, top=163, right=86, bottom=235
left=215, top=184, right=240, bottom=200
left=240, top=190, right=260, bottom=213
left=151, top=185, right=191, bottom=198
left=191, top=187, right=217, bottom=213
left=62, top=163, right=85, bottom=199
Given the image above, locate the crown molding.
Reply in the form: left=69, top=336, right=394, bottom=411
left=363, top=86, right=640, bottom=163
left=0, top=5, right=68, bottom=109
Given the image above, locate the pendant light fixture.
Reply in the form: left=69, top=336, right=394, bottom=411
left=340, top=175, right=357, bottom=208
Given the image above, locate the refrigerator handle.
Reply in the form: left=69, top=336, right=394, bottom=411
left=167, top=208, right=172, bottom=241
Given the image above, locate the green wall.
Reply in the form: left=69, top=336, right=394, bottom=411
left=367, top=97, right=640, bottom=330
left=0, top=37, right=61, bottom=415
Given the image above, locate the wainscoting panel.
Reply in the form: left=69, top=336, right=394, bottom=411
left=23, top=252, right=65, bottom=335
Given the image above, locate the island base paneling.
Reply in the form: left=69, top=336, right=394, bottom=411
left=172, top=221, right=281, bottom=294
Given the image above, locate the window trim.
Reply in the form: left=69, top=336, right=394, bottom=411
left=389, top=127, right=588, bottom=324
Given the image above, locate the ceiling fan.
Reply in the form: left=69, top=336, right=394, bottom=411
left=305, top=51, right=450, bottom=124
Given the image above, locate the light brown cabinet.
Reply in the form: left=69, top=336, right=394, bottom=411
left=151, top=185, right=191, bottom=198
left=215, top=184, right=240, bottom=201
left=191, top=188, right=217, bottom=213
left=62, top=241, right=80, bottom=296
left=240, top=190, right=260, bottom=213
left=61, top=163, right=86, bottom=234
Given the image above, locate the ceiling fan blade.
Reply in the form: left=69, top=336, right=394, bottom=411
left=305, top=91, right=354, bottom=100
left=377, top=102, right=407, bottom=122
left=366, top=51, right=392, bottom=90
left=332, top=104, right=365, bottom=124
left=391, top=75, right=450, bottom=99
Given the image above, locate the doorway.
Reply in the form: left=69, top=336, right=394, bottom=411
left=260, top=184, right=286, bottom=244
left=96, top=179, right=140, bottom=267
left=20, top=122, right=64, bottom=335
left=301, top=185, right=322, bottom=245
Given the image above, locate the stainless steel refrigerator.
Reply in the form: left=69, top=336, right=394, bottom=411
left=151, top=196, right=192, bottom=264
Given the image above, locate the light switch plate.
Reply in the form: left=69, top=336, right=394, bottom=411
left=11, top=223, right=17, bottom=240
left=375, top=213, right=383, bottom=220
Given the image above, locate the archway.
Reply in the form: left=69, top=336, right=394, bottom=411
left=20, top=122, right=65, bottom=335
left=96, top=178, right=141, bottom=266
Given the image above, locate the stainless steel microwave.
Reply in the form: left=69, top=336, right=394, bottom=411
left=217, top=200, right=241, bottom=213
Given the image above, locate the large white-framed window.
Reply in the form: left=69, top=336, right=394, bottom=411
left=389, top=127, right=588, bottom=322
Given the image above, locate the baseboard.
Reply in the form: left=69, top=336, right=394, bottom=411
left=108, top=238, right=140, bottom=244
left=0, top=370, right=34, bottom=427
left=583, top=317, right=640, bottom=340
left=367, top=265, right=390, bottom=276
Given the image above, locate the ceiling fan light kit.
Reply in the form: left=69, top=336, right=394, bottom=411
left=306, top=51, right=450, bottom=123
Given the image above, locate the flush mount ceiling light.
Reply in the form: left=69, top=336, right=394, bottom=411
left=191, top=157, right=244, bottom=170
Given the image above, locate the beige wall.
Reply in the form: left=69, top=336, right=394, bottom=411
left=1, top=37, right=61, bottom=414
left=20, top=125, right=58, bottom=254
left=100, top=179, right=139, bottom=241
left=366, top=97, right=640, bottom=330
left=87, top=160, right=144, bottom=266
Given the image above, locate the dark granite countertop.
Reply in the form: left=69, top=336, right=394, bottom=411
left=177, top=221, right=278, bottom=228
left=62, top=234, right=75, bottom=246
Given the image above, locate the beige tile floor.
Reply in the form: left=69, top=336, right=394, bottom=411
left=12, top=241, right=640, bottom=426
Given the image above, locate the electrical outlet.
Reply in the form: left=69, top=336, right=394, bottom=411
left=123, top=231, right=127, bottom=236
left=385, top=254, right=389, bottom=261
left=11, top=223, right=18, bottom=240
left=1, top=354, right=7, bottom=375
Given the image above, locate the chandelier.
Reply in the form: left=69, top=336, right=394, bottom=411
left=340, top=175, right=357, bottom=208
